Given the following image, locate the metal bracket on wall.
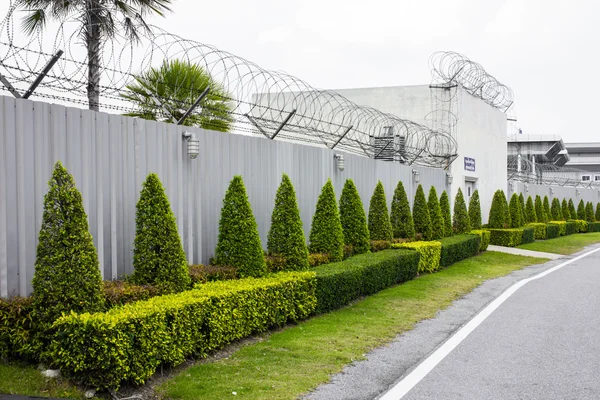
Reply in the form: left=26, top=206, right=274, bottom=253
left=23, top=50, right=64, bottom=99
left=151, top=95, right=177, bottom=122
left=408, top=148, right=425, bottom=165
left=0, top=74, right=21, bottom=98
left=330, top=125, right=353, bottom=150
left=270, top=109, right=296, bottom=140
left=0, top=50, right=63, bottom=99
left=374, top=139, right=393, bottom=159
left=245, top=114, right=270, bottom=139
left=177, top=87, right=210, bottom=125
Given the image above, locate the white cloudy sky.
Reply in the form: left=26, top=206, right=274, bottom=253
left=2, top=0, right=599, bottom=142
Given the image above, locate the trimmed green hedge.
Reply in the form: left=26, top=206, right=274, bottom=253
left=565, top=221, right=577, bottom=236
left=309, top=180, right=345, bottom=262
left=470, top=230, right=490, bottom=252
left=131, top=173, right=191, bottom=292
left=569, top=219, right=589, bottom=233
left=368, top=181, right=393, bottom=241
left=522, top=226, right=535, bottom=244
left=51, top=272, right=316, bottom=389
left=339, top=179, right=370, bottom=255
left=438, top=234, right=481, bottom=268
left=546, top=223, right=560, bottom=239
left=214, top=176, right=267, bottom=277
left=550, top=220, right=567, bottom=236
left=313, top=249, right=419, bottom=314
left=527, top=223, right=547, bottom=240
left=589, top=222, right=600, bottom=233
left=488, top=229, right=524, bottom=247
left=33, top=162, right=105, bottom=358
left=267, top=174, right=309, bottom=270
left=394, top=241, right=442, bottom=274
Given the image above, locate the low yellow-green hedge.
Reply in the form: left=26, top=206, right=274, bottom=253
left=50, top=271, right=316, bottom=389
left=393, top=241, right=442, bottom=273
left=470, top=230, right=490, bottom=252
left=526, top=223, right=547, bottom=240
left=549, top=221, right=567, bottom=236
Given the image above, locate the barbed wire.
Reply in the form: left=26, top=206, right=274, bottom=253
left=0, top=2, right=458, bottom=167
left=507, top=155, right=600, bottom=188
left=429, top=51, right=514, bottom=112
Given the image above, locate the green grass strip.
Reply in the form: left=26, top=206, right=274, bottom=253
left=0, top=362, right=88, bottom=399
left=518, top=232, right=600, bottom=254
left=159, top=251, right=548, bottom=400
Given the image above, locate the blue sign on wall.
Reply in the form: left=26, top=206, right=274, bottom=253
left=464, top=157, right=475, bottom=172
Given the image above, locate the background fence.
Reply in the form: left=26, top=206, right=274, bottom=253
left=0, top=95, right=449, bottom=297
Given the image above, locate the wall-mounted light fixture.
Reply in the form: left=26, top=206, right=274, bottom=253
left=182, top=131, right=200, bottom=159
left=509, top=182, right=514, bottom=191
left=550, top=187, right=554, bottom=195
left=412, top=169, right=420, bottom=183
left=525, top=184, right=529, bottom=192
left=333, top=154, right=345, bottom=171
left=576, top=189, right=581, bottom=196
left=446, top=173, right=453, bottom=185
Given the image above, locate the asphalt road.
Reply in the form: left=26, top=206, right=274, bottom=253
left=306, top=245, right=600, bottom=400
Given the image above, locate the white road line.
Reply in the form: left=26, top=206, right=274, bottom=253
left=379, top=246, right=600, bottom=400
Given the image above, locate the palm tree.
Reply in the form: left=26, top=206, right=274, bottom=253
left=121, top=59, right=233, bottom=132
left=16, top=0, right=173, bottom=111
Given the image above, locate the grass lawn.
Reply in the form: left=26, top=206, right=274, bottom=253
left=517, top=232, right=600, bottom=254
left=0, top=362, right=88, bottom=399
left=157, top=251, right=548, bottom=400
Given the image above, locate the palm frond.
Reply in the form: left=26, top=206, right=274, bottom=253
left=20, top=9, right=47, bottom=35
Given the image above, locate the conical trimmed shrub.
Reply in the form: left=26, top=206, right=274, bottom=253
left=586, top=201, right=596, bottom=222
left=453, top=188, right=471, bottom=234
left=131, top=173, right=191, bottom=292
left=214, top=176, right=267, bottom=277
left=525, top=196, right=536, bottom=223
left=427, top=186, right=444, bottom=240
left=468, top=189, right=482, bottom=230
left=596, top=203, right=600, bottom=221
left=561, top=198, right=570, bottom=220
left=439, top=191, right=453, bottom=237
left=543, top=196, right=551, bottom=222
left=577, top=199, right=586, bottom=220
left=509, top=193, right=524, bottom=228
left=267, top=174, right=309, bottom=270
left=550, top=198, right=562, bottom=221
left=339, top=179, right=370, bottom=255
left=368, top=181, right=393, bottom=241
left=413, top=184, right=432, bottom=240
left=535, top=195, right=545, bottom=223
left=489, top=190, right=507, bottom=229
left=32, top=162, right=105, bottom=333
left=309, top=179, right=345, bottom=261
left=518, top=193, right=526, bottom=225
left=503, top=192, right=512, bottom=228
left=390, top=181, right=415, bottom=239
left=569, top=199, right=577, bottom=220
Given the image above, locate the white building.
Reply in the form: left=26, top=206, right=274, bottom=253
left=333, top=84, right=508, bottom=223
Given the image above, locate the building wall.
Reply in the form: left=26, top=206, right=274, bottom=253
left=455, top=89, right=508, bottom=224
left=0, top=95, right=449, bottom=297
left=334, top=85, right=508, bottom=223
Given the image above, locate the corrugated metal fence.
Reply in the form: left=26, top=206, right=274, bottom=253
left=0, top=95, right=449, bottom=297
left=508, top=180, right=599, bottom=209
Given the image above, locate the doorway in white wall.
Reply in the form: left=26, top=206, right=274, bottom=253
left=465, top=178, right=477, bottom=202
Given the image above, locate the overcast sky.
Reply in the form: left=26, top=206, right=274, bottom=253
left=2, top=0, right=599, bottom=142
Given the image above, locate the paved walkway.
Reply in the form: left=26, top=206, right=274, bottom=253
left=306, top=245, right=600, bottom=400
left=487, top=244, right=563, bottom=259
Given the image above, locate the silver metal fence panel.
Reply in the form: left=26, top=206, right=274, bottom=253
left=0, top=96, right=450, bottom=296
